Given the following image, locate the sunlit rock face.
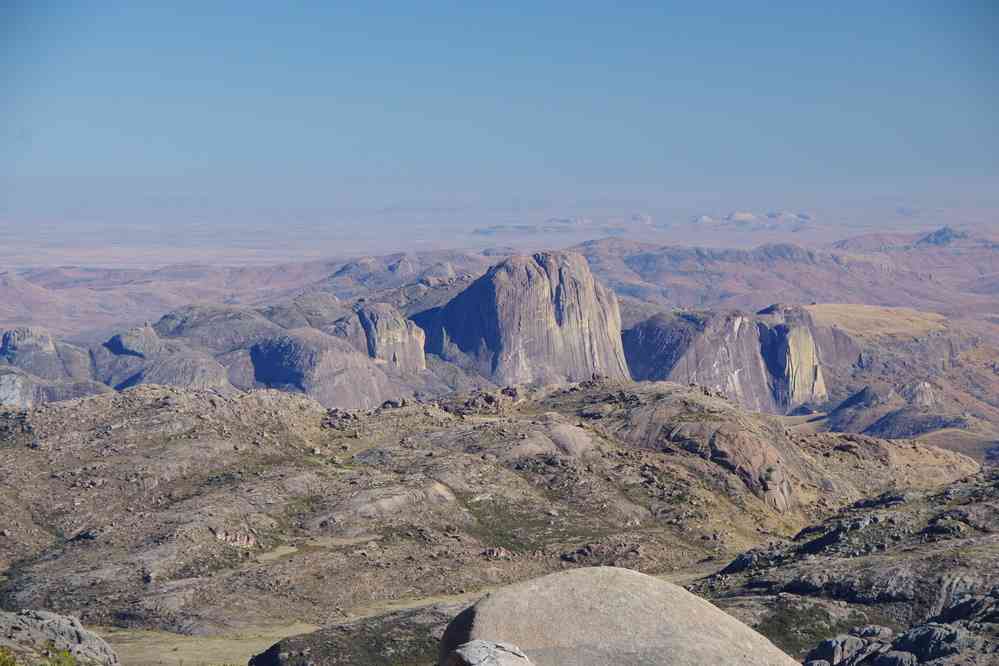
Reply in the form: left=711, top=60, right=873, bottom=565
left=427, top=252, right=630, bottom=385
left=624, top=305, right=832, bottom=414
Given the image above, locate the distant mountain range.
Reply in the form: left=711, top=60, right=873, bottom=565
left=3, top=229, right=998, bottom=463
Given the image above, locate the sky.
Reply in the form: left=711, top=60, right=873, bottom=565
left=2, top=1, right=998, bottom=237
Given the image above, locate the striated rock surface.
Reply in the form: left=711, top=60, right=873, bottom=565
left=624, top=306, right=832, bottom=413
left=0, top=326, right=93, bottom=383
left=427, top=252, right=630, bottom=385
left=249, top=329, right=397, bottom=409
left=334, top=302, right=426, bottom=373
left=766, top=320, right=828, bottom=409
left=0, top=609, right=119, bottom=665
left=624, top=311, right=779, bottom=412
left=438, top=567, right=798, bottom=665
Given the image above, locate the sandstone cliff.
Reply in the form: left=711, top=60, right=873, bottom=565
left=426, top=252, right=630, bottom=385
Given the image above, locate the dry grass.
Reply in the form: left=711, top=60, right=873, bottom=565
left=805, top=303, right=946, bottom=339
left=99, top=623, right=320, bottom=666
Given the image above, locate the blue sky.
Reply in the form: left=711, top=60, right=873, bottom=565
left=2, top=2, right=997, bottom=227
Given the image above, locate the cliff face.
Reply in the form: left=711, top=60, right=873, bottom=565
left=624, top=306, right=831, bottom=414
left=755, top=309, right=829, bottom=411
left=429, top=252, right=630, bottom=385
left=0, top=326, right=92, bottom=383
left=772, top=325, right=828, bottom=407
left=0, top=327, right=109, bottom=407
left=249, top=330, right=396, bottom=409
left=334, top=303, right=426, bottom=373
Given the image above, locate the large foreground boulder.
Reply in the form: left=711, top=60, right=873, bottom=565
left=438, top=567, right=797, bottom=665
left=0, top=609, right=119, bottom=665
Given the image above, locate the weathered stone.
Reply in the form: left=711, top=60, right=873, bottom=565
left=804, top=635, right=866, bottom=665
left=0, top=609, right=119, bottom=665
left=443, top=640, right=534, bottom=665
left=438, top=567, right=797, bottom=665
left=870, top=651, right=917, bottom=666
left=428, top=252, right=630, bottom=385
left=622, top=305, right=831, bottom=414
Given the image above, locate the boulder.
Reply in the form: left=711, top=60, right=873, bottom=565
left=443, top=640, right=534, bottom=665
left=0, top=609, right=119, bottom=665
left=438, top=567, right=797, bottom=665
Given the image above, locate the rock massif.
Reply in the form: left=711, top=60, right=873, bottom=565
left=425, top=252, right=630, bottom=385
left=623, top=306, right=834, bottom=413
left=0, top=327, right=111, bottom=407
left=438, top=567, right=797, bottom=665
left=622, top=302, right=999, bottom=459
left=1, top=253, right=639, bottom=412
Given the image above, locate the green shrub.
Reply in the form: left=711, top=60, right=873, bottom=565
left=0, top=646, right=18, bottom=666
left=43, top=650, right=78, bottom=666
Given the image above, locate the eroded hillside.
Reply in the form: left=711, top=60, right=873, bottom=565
left=0, top=380, right=976, bottom=642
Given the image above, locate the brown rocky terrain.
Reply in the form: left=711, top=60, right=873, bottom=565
left=1, top=228, right=998, bottom=663
left=574, top=228, right=999, bottom=325
left=0, top=378, right=978, bottom=663
left=623, top=303, right=999, bottom=461
left=692, top=469, right=999, bottom=663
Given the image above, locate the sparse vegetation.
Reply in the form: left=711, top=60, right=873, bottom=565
left=0, top=647, right=17, bottom=666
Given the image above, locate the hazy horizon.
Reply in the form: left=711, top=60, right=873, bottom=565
left=3, top=2, right=998, bottom=262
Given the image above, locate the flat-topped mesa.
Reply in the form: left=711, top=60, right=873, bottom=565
left=428, top=251, right=630, bottom=385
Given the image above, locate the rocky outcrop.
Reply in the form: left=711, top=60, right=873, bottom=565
left=765, top=321, right=828, bottom=408
left=334, top=303, right=426, bottom=373
left=117, top=351, right=232, bottom=391
left=1, top=326, right=92, bottom=383
left=0, top=367, right=111, bottom=408
left=249, top=329, right=396, bottom=409
left=0, top=609, right=119, bottom=665
left=154, top=304, right=284, bottom=353
left=87, top=305, right=407, bottom=408
left=624, top=311, right=780, bottom=412
left=103, top=323, right=164, bottom=358
left=443, top=641, right=535, bottom=665
left=91, top=322, right=236, bottom=393
left=438, top=567, right=798, bottom=665
left=426, top=252, right=629, bottom=385
left=623, top=306, right=830, bottom=413
left=701, top=471, right=999, bottom=662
